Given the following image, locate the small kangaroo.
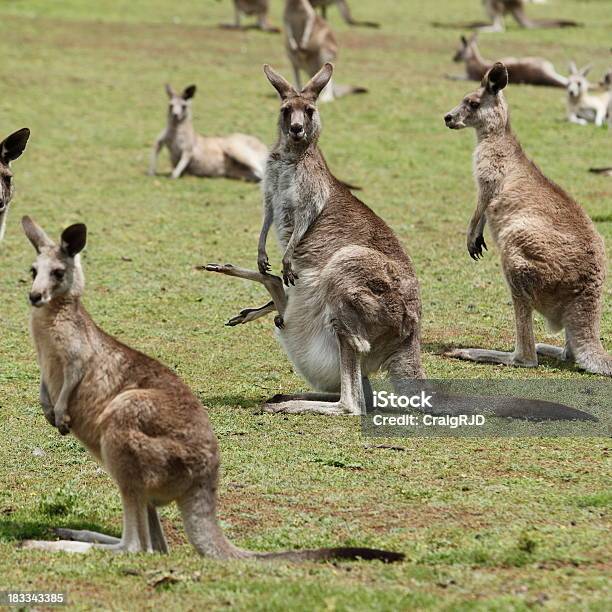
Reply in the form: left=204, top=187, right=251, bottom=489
left=20, top=215, right=403, bottom=562
left=308, top=0, right=379, bottom=28
left=479, top=0, right=578, bottom=33
left=566, top=63, right=610, bottom=127
left=149, top=84, right=268, bottom=181
left=451, top=34, right=567, bottom=88
left=220, top=0, right=280, bottom=33
left=0, top=128, right=30, bottom=242
left=444, top=62, right=611, bottom=376
left=284, top=0, right=367, bottom=102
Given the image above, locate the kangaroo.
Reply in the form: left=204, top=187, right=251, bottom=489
left=566, top=63, right=610, bottom=127
left=444, top=62, right=611, bottom=376
left=451, top=34, right=567, bottom=88
left=20, top=215, right=403, bottom=562
left=308, top=0, right=379, bottom=28
left=0, top=128, right=30, bottom=242
left=220, top=0, right=280, bottom=33
left=149, top=84, right=268, bottom=181
left=284, top=0, right=367, bottom=102
left=479, top=0, right=578, bottom=33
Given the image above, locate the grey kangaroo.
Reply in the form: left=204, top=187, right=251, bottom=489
left=452, top=34, right=567, bottom=88
left=205, top=63, right=600, bottom=417
left=20, top=215, right=403, bottom=563
left=0, top=128, right=30, bottom=242
left=444, top=62, right=611, bottom=376
left=309, top=0, right=379, bottom=28
left=149, top=84, right=268, bottom=181
left=220, top=1, right=280, bottom=32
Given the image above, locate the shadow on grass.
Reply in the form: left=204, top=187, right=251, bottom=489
left=0, top=519, right=118, bottom=542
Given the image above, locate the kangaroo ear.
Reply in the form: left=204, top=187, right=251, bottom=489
left=483, top=62, right=508, bottom=95
left=580, top=64, right=592, bottom=77
left=60, top=223, right=87, bottom=257
left=22, top=216, right=53, bottom=254
left=460, top=35, right=468, bottom=46
left=165, top=83, right=176, bottom=98
left=568, top=61, right=578, bottom=75
left=302, top=63, right=334, bottom=99
left=182, top=85, right=197, bottom=100
left=263, top=64, right=296, bottom=100
left=1, top=128, right=30, bottom=164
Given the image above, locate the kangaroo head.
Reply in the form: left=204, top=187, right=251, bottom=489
left=264, top=63, right=333, bottom=148
left=453, top=34, right=477, bottom=63
left=0, top=128, right=30, bottom=216
left=165, top=84, right=196, bottom=123
left=22, top=216, right=87, bottom=308
left=444, top=62, right=509, bottom=133
left=567, top=62, right=591, bottom=99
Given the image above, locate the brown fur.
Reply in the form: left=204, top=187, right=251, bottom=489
left=0, top=128, right=30, bottom=242
left=444, top=63, right=610, bottom=376
left=308, top=0, right=379, bottom=28
left=221, top=0, right=280, bottom=32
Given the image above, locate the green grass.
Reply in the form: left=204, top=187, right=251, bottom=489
left=0, top=0, right=610, bottom=609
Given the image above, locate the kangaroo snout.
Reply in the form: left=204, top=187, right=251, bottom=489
left=29, top=291, right=43, bottom=307
left=290, top=123, right=305, bottom=139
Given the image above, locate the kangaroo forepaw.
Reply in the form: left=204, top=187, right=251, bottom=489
left=274, top=314, right=285, bottom=329
left=282, top=261, right=298, bottom=286
left=468, top=235, right=487, bottom=260
left=55, top=414, right=71, bottom=436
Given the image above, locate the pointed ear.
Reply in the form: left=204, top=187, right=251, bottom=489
left=301, top=63, right=334, bottom=99
left=483, top=62, right=509, bottom=95
left=1, top=128, right=30, bottom=164
left=22, top=216, right=53, bottom=254
left=568, top=61, right=577, bottom=75
left=60, top=223, right=87, bottom=257
left=165, top=83, right=176, bottom=98
left=182, top=85, right=197, bottom=100
left=580, top=64, right=591, bottom=77
left=263, top=64, right=297, bottom=100
left=460, top=35, right=468, bottom=46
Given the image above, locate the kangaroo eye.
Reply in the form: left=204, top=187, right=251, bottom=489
left=469, top=100, right=480, bottom=110
left=30, top=267, right=37, bottom=279
left=4, top=176, right=11, bottom=186
left=305, top=107, right=315, bottom=118
left=52, top=269, right=65, bottom=280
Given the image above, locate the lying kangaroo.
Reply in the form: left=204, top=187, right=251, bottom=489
left=284, top=0, right=367, bottom=102
left=451, top=34, right=567, bottom=87
left=220, top=0, right=280, bottom=32
left=0, top=128, right=30, bottom=242
left=444, top=63, right=611, bottom=376
left=20, top=215, right=403, bottom=562
left=479, top=0, right=578, bottom=33
left=566, top=63, right=610, bottom=127
left=309, top=0, right=379, bottom=28
left=149, top=84, right=268, bottom=181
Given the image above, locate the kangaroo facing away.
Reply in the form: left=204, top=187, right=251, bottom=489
left=309, top=0, right=379, bottom=28
left=149, top=84, right=268, bottom=181
left=0, top=128, right=30, bottom=242
left=204, top=63, right=600, bottom=418
left=20, top=216, right=403, bottom=562
left=220, top=0, right=280, bottom=33
left=452, top=34, right=567, bottom=88
left=479, top=0, right=579, bottom=33
left=444, top=63, right=611, bottom=376
left=284, top=0, right=367, bottom=102
left=566, top=63, right=610, bottom=127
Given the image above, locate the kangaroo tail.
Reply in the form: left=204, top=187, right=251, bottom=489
left=332, top=83, right=369, bottom=98
left=179, top=487, right=404, bottom=563
left=529, top=18, right=581, bottom=28
left=589, top=167, right=612, bottom=176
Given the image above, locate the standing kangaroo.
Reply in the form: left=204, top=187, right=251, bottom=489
left=284, top=0, right=367, bottom=102
left=309, top=0, right=379, bottom=28
left=220, top=0, right=280, bottom=32
left=0, top=128, right=30, bottom=242
left=149, top=84, right=268, bottom=181
left=452, top=34, right=567, bottom=88
left=444, top=63, right=611, bottom=376
left=20, top=215, right=403, bottom=562
left=479, top=0, right=578, bottom=33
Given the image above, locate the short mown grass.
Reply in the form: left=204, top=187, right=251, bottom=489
left=0, top=1, right=610, bottom=610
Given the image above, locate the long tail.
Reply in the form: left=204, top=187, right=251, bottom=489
left=528, top=18, right=581, bottom=28
left=179, top=487, right=404, bottom=563
left=332, top=83, right=369, bottom=99
left=589, top=167, right=612, bottom=176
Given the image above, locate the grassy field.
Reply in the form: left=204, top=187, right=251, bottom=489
left=0, top=0, right=610, bottom=609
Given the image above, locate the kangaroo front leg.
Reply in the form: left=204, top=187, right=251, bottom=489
left=281, top=206, right=321, bottom=285
left=467, top=192, right=490, bottom=259
left=54, top=363, right=84, bottom=435
left=171, top=150, right=192, bottom=179
left=148, top=131, right=166, bottom=176
left=568, top=112, right=588, bottom=126
left=40, top=380, right=56, bottom=428
left=257, top=200, right=274, bottom=274
left=300, top=13, right=316, bottom=49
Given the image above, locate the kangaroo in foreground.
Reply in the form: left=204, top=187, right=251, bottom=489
left=479, top=0, right=578, bottom=33
left=149, top=84, right=268, bottom=181
left=20, top=216, right=403, bottom=562
left=0, top=128, right=30, bottom=242
left=566, top=63, right=610, bottom=127
left=220, top=0, right=280, bottom=32
left=284, top=0, right=367, bottom=102
left=444, top=63, right=611, bottom=376
left=451, top=34, right=567, bottom=88
left=204, top=63, right=599, bottom=418
left=309, top=0, right=379, bottom=28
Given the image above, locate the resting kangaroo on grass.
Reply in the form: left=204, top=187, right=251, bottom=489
left=149, top=84, right=268, bottom=181
left=0, top=128, right=30, bottom=242
left=20, top=216, right=402, bottom=562
left=478, top=0, right=579, bottom=33
left=205, top=63, right=599, bottom=418
left=444, top=62, right=611, bottom=376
